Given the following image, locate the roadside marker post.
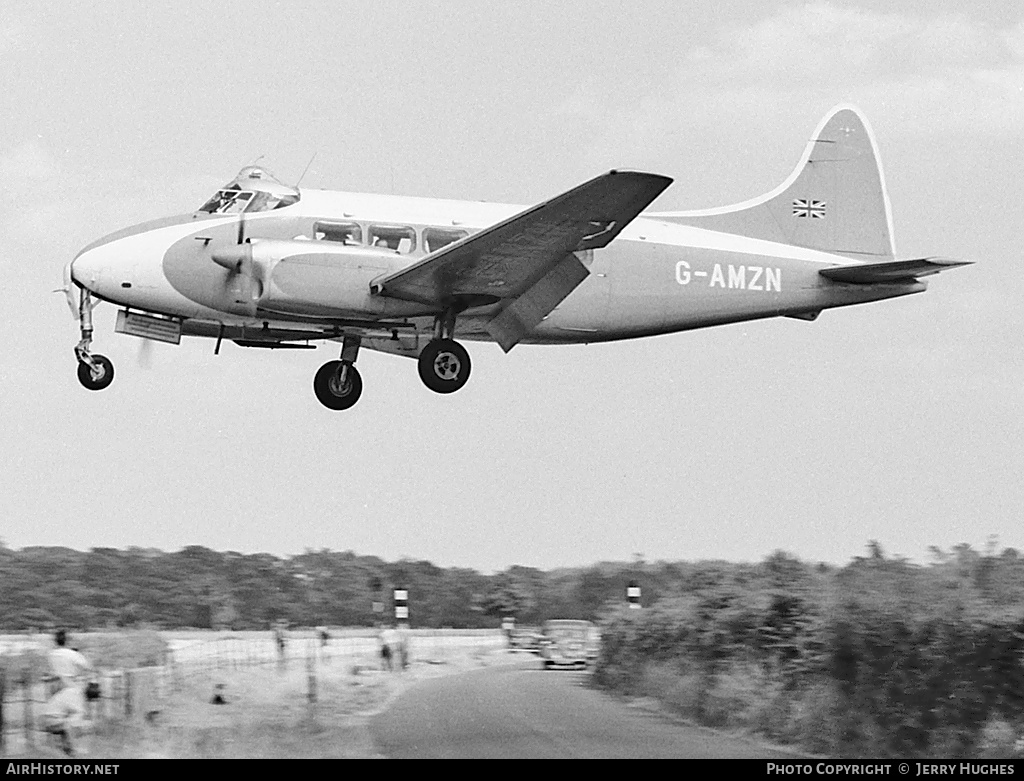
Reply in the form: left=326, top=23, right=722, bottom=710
left=394, top=588, right=408, bottom=624
left=371, top=576, right=384, bottom=626
left=627, top=581, right=641, bottom=609
left=394, top=588, right=410, bottom=669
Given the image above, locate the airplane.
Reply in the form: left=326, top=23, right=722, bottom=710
left=62, top=104, right=971, bottom=410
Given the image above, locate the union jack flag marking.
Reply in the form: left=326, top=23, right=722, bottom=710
left=793, top=199, right=826, bottom=218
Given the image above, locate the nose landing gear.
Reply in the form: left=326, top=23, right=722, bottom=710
left=77, top=354, right=115, bottom=391
left=73, top=289, right=114, bottom=391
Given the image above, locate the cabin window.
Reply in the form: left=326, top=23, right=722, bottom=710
left=314, top=221, right=362, bottom=244
left=368, top=224, right=417, bottom=254
left=424, top=227, right=468, bottom=253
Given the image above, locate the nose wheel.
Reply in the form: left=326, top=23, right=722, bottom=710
left=77, top=355, right=115, bottom=391
left=73, top=287, right=115, bottom=391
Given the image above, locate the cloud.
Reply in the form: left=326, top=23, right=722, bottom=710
left=685, top=4, right=1004, bottom=87
left=0, top=139, right=59, bottom=182
left=674, top=3, right=1024, bottom=133
left=0, top=139, right=216, bottom=292
left=555, top=2, right=1024, bottom=176
left=0, top=15, right=25, bottom=56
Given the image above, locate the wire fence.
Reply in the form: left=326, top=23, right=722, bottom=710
left=0, top=629, right=506, bottom=756
left=0, top=665, right=171, bottom=756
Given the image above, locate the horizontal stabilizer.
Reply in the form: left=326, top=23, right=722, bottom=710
left=819, top=257, right=972, bottom=285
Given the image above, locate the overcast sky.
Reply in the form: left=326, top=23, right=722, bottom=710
left=1, top=1, right=1021, bottom=573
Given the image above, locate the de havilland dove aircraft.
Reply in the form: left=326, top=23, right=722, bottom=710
left=63, top=105, right=970, bottom=410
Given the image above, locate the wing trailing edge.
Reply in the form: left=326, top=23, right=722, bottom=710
left=372, top=170, right=672, bottom=307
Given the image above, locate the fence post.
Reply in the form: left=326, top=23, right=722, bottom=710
left=22, top=670, right=33, bottom=751
left=306, top=641, right=317, bottom=705
left=124, top=670, right=133, bottom=718
left=98, top=672, right=107, bottom=722
left=0, top=666, right=6, bottom=755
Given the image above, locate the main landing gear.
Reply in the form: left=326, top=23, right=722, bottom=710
left=313, top=335, right=363, bottom=410
left=312, top=312, right=473, bottom=410
left=74, top=289, right=115, bottom=391
left=417, top=338, right=471, bottom=394
left=417, top=308, right=471, bottom=394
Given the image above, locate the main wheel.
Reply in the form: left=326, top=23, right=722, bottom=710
left=417, top=339, right=471, bottom=394
left=77, top=355, right=114, bottom=391
left=313, top=361, right=363, bottom=410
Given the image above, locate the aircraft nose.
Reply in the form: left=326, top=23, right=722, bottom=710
left=70, top=222, right=197, bottom=317
left=71, top=237, right=137, bottom=300
left=70, top=243, right=106, bottom=290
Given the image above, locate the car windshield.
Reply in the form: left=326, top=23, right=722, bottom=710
left=545, top=621, right=590, bottom=638
left=198, top=166, right=300, bottom=214
left=549, top=628, right=585, bottom=640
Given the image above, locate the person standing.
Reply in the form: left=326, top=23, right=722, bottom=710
left=380, top=625, right=399, bottom=671
left=43, top=629, right=95, bottom=756
left=273, top=623, right=287, bottom=669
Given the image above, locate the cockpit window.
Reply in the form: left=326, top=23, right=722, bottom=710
left=248, top=190, right=299, bottom=212
left=199, top=187, right=253, bottom=214
left=198, top=167, right=300, bottom=214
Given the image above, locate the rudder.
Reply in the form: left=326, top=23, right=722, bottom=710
left=649, top=105, right=896, bottom=261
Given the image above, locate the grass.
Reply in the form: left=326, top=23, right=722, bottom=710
left=0, top=631, right=169, bottom=682
left=5, top=635, right=510, bottom=759
left=627, top=661, right=828, bottom=754
left=85, top=664, right=390, bottom=758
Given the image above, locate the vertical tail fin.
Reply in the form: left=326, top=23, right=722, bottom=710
left=649, top=105, right=895, bottom=260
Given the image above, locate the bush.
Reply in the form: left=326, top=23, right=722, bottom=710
left=977, top=718, right=1018, bottom=759
left=592, top=575, right=1024, bottom=758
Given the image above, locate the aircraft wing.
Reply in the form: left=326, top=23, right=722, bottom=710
left=819, top=257, right=972, bottom=284
left=371, top=170, right=673, bottom=309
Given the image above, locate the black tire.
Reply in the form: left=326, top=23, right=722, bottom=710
left=313, top=361, right=363, bottom=410
left=417, top=339, right=471, bottom=394
left=77, top=355, right=114, bottom=391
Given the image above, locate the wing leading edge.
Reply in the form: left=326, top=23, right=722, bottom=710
left=371, top=170, right=672, bottom=350
left=819, top=257, right=972, bottom=285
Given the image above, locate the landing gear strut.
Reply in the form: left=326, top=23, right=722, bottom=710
left=313, top=335, right=362, bottom=410
left=417, top=310, right=471, bottom=394
left=74, top=289, right=114, bottom=391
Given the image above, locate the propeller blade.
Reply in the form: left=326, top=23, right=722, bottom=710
left=55, top=262, right=80, bottom=320
left=137, top=337, right=154, bottom=370
left=137, top=339, right=154, bottom=370
left=237, top=212, right=245, bottom=244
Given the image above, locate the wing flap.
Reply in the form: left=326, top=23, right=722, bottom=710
left=486, top=253, right=590, bottom=352
left=373, top=170, right=672, bottom=307
left=819, top=257, right=972, bottom=284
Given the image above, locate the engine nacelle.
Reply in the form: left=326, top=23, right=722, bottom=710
left=249, top=240, right=412, bottom=318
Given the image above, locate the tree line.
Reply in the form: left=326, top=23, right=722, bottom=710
left=594, top=541, right=1024, bottom=758
left=2, top=540, right=1021, bottom=635
left=0, top=544, right=660, bottom=630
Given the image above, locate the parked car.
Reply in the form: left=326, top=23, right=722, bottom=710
left=509, top=626, right=542, bottom=651
left=538, top=619, right=599, bottom=669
